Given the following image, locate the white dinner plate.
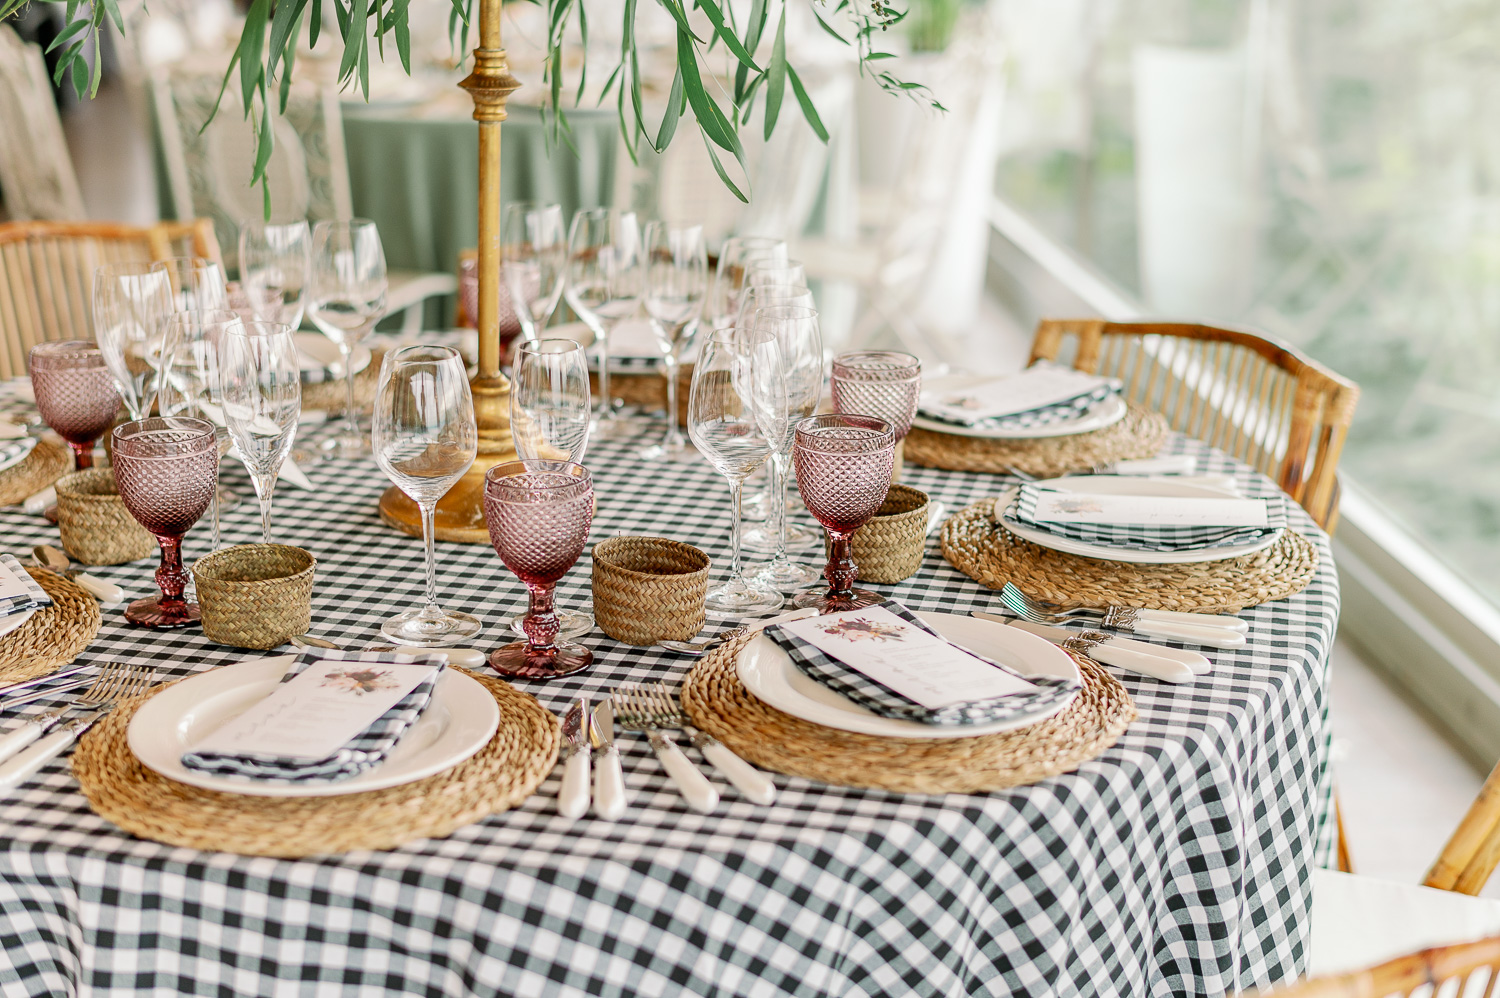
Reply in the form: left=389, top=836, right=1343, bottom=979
left=0, top=607, right=35, bottom=640
left=128, top=656, right=500, bottom=798
left=293, top=332, right=373, bottom=385
left=535, top=321, right=596, bottom=352
left=737, top=611, right=1080, bottom=739
left=995, top=476, right=1282, bottom=565
left=911, top=377, right=1128, bottom=439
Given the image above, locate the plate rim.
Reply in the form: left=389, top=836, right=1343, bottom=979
left=911, top=392, right=1127, bottom=440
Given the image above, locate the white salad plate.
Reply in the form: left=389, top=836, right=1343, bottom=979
left=911, top=376, right=1128, bottom=440
left=128, top=656, right=500, bottom=798
left=293, top=332, right=373, bottom=384
left=0, top=607, right=35, bottom=640
left=736, top=611, right=1080, bottom=739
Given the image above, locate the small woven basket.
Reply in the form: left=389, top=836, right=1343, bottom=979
left=592, top=536, right=710, bottom=646
left=192, top=544, right=316, bottom=650
left=54, top=468, right=156, bottom=566
left=827, top=484, right=929, bottom=584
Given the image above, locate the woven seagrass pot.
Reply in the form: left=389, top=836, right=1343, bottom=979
left=54, top=467, right=156, bottom=566
left=826, top=484, right=929, bottom=584
left=192, top=544, right=316, bottom=650
left=592, top=536, right=710, bottom=646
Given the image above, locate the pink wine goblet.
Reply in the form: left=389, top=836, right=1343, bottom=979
left=483, top=460, right=595, bottom=679
left=791, top=414, right=897, bottom=613
left=28, top=341, right=120, bottom=470
left=830, top=351, right=922, bottom=442
left=111, top=417, right=219, bottom=628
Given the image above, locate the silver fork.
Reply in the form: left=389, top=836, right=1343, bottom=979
left=0, top=662, right=154, bottom=765
left=612, top=687, right=719, bottom=813
left=0, top=663, right=156, bottom=794
left=998, top=584, right=1247, bottom=648
left=643, top=683, right=776, bottom=805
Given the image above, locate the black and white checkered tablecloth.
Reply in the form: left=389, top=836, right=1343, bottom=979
left=0, top=390, right=1338, bottom=997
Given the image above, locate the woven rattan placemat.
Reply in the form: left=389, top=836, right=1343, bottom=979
left=682, top=632, right=1135, bottom=794
left=904, top=404, right=1169, bottom=478
left=0, top=568, right=102, bottom=684
left=941, top=498, right=1318, bottom=613
left=73, top=667, right=560, bottom=857
left=0, top=440, right=71, bottom=506
left=302, top=349, right=385, bottom=415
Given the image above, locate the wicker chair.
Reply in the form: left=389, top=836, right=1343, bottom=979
left=0, top=219, right=221, bottom=380
left=1029, top=319, right=1360, bottom=531
left=1251, top=935, right=1500, bottom=996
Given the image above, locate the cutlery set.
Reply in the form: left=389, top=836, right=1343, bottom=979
left=0, top=661, right=155, bottom=793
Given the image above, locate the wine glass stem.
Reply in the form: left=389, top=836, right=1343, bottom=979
left=663, top=353, right=682, bottom=450
left=769, top=451, right=790, bottom=563
left=254, top=475, right=276, bottom=543
left=209, top=483, right=220, bottom=552
left=340, top=341, right=359, bottom=440
left=154, top=534, right=187, bottom=608
left=596, top=320, right=612, bottom=424
left=68, top=441, right=93, bottom=470
left=523, top=582, right=560, bottom=651
left=728, top=477, right=747, bottom=583
left=419, top=499, right=440, bottom=612
left=826, top=531, right=857, bottom=598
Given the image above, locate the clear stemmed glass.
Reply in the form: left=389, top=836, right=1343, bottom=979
left=159, top=309, right=241, bottom=550
left=112, top=416, right=220, bottom=628
left=708, top=236, right=788, bottom=331
left=830, top=351, right=923, bottom=446
left=744, top=306, right=826, bottom=591
left=735, top=284, right=817, bottom=536
left=790, top=414, right=897, bottom=613
left=220, top=320, right=302, bottom=542
left=307, top=219, right=388, bottom=458
left=372, top=345, right=482, bottom=647
left=743, top=259, right=807, bottom=296
left=238, top=220, right=311, bottom=328
left=484, top=460, right=595, bottom=679
left=158, top=257, right=229, bottom=314
left=28, top=341, right=119, bottom=471
left=503, top=201, right=567, bottom=350
left=687, top=327, right=788, bottom=616
left=565, top=208, right=642, bottom=440
left=93, top=261, right=175, bottom=420
left=640, top=221, right=707, bottom=461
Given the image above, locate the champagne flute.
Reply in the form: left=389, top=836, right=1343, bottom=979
left=307, top=219, right=388, bottom=458
left=373, top=345, right=482, bottom=647
left=564, top=208, right=642, bottom=440
left=93, top=261, right=175, bottom=420
left=502, top=202, right=566, bottom=349
left=158, top=257, right=229, bottom=314
left=708, top=236, right=788, bottom=330
left=687, top=327, right=788, bottom=616
left=220, top=320, right=302, bottom=542
left=640, top=221, right=707, bottom=461
left=238, top=220, right=311, bottom=328
left=160, top=309, right=241, bottom=551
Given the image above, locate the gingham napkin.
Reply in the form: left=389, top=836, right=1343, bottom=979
left=763, top=601, right=1080, bottom=727
left=0, top=435, right=36, bottom=474
left=918, top=366, right=1121, bottom=431
left=0, top=553, right=52, bottom=618
left=181, top=650, right=447, bottom=783
left=1002, top=484, right=1288, bottom=553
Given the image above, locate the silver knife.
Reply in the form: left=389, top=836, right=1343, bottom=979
left=557, top=698, right=590, bottom=819
left=970, top=612, right=1203, bottom=683
left=590, top=700, right=628, bottom=820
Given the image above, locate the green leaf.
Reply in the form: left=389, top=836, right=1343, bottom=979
left=98, top=0, right=124, bottom=35
left=763, top=6, right=785, bottom=141
left=652, top=0, right=701, bottom=46
left=393, top=0, right=411, bottom=72
left=701, top=132, right=748, bottom=203
left=88, top=30, right=102, bottom=96
left=358, top=31, right=370, bottom=97
left=279, top=5, right=306, bottom=112
left=239, top=0, right=271, bottom=114
left=810, top=6, right=848, bottom=44
left=310, top=0, right=323, bottom=47
left=69, top=49, right=87, bottom=99
left=252, top=86, right=274, bottom=184
left=653, top=63, right=683, bottom=151
left=743, top=0, right=767, bottom=51
left=267, top=0, right=307, bottom=81
left=338, top=0, right=370, bottom=88
left=693, top=0, right=760, bottom=73
left=201, top=43, right=242, bottom=132
left=786, top=64, right=828, bottom=142
left=676, top=27, right=739, bottom=156
left=865, top=51, right=896, bottom=60
left=44, top=18, right=89, bottom=55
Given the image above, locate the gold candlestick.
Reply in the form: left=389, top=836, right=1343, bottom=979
left=379, top=0, right=519, bottom=542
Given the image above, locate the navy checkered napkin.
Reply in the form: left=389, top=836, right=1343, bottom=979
left=180, top=650, right=447, bottom=783
left=0, top=435, right=36, bottom=473
left=764, top=601, right=1080, bottom=727
left=1003, top=483, right=1289, bottom=553
left=0, top=553, right=53, bottom=618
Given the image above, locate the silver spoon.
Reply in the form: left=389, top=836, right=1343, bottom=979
left=30, top=546, right=124, bottom=604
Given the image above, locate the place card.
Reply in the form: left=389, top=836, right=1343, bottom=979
left=1029, top=491, right=1269, bottom=528
left=921, top=365, right=1114, bottom=422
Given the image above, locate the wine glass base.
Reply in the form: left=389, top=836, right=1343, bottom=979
left=488, top=641, right=593, bottom=679
left=740, top=490, right=772, bottom=522
left=124, top=595, right=201, bottom=628
left=740, top=521, right=819, bottom=554
left=590, top=414, right=638, bottom=441
left=216, top=485, right=242, bottom=512
left=509, top=607, right=594, bottom=640
left=636, top=439, right=694, bottom=462
left=749, top=559, right=825, bottom=592
left=381, top=608, right=483, bottom=647
left=319, top=434, right=369, bottom=459
left=704, top=582, right=785, bottom=616
left=790, top=587, right=887, bottom=613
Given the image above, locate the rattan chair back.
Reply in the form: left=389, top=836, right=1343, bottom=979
left=1249, top=935, right=1500, bottom=996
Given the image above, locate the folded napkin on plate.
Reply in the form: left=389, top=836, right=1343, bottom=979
left=764, top=601, right=1079, bottom=727
left=180, top=650, right=447, bottom=783
left=919, top=363, right=1121, bottom=430
left=0, top=553, right=53, bottom=618
left=0, top=435, right=37, bottom=473
left=1003, top=484, right=1288, bottom=553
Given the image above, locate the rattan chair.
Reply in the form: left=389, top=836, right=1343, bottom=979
left=1251, top=935, right=1500, bottom=996
left=0, top=219, right=221, bottom=380
left=1029, top=319, right=1360, bottom=530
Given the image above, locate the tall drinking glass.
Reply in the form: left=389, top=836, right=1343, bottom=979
left=160, top=309, right=241, bottom=550
left=220, top=321, right=302, bottom=542
left=565, top=208, right=642, bottom=439
left=307, top=219, right=387, bottom=458
left=238, top=220, right=311, bottom=328
left=29, top=341, right=120, bottom=470
left=373, top=345, right=482, bottom=646
left=640, top=221, right=707, bottom=460
left=503, top=201, right=566, bottom=349
left=708, top=236, right=788, bottom=330
left=735, top=284, right=817, bottom=529
left=158, top=257, right=229, bottom=314
left=93, top=261, right=174, bottom=420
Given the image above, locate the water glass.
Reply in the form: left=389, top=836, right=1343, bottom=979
left=160, top=309, right=241, bottom=550
left=502, top=201, right=566, bottom=348
left=220, top=320, right=302, bottom=542
left=93, top=261, right=174, bottom=420
left=238, top=220, right=311, bottom=328
left=28, top=341, right=119, bottom=471
left=159, top=256, right=229, bottom=315
left=307, top=219, right=388, bottom=458
left=830, top=351, right=923, bottom=442
left=708, top=236, right=788, bottom=330
left=510, top=339, right=591, bottom=464
left=565, top=208, right=642, bottom=439
left=735, top=284, right=817, bottom=526
left=640, top=221, right=707, bottom=461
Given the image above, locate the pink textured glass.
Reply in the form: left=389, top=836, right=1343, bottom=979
left=28, top=341, right=120, bottom=470
left=791, top=414, right=896, bottom=612
left=483, top=460, right=594, bottom=679
left=111, top=417, right=219, bottom=628
left=829, top=351, right=922, bottom=442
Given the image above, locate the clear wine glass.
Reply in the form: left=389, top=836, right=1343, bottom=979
left=687, top=327, right=788, bottom=616
left=735, top=284, right=817, bottom=532
left=790, top=413, right=897, bottom=612
left=307, top=219, right=388, bottom=458
left=830, top=351, right=923, bottom=443
left=112, top=416, right=219, bottom=628
left=708, top=236, right=788, bottom=331
left=238, top=220, right=311, bottom=328
left=93, top=261, right=175, bottom=420
left=220, top=320, right=302, bottom=542
left=160, top=309, right=241, bottom=551
left=484, top=460, right=595, bottom=679
left=640, top=221, right=707, bottom=461
left=28, top=341, right=120, bottom=470
left=565, top=208, right=642, bottom=440
left=503, top=201, right=566, bottom=349
left=743, top=259, right=807, bottom=295
left=158, top=257, right=229, bottom=314
left=373, top=345, right=482, bottom=647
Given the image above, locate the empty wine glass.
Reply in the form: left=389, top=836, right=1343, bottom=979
left=373, top=345, right=482, bottom=647
left=791, top=414, right=897, bottom=612
left=708, top=236, right=788, bottom=330
left=112, top=416, right=219, bottom=628
left=220, top=320, right=302, bottom=542
left=238, top=220, right=311, bottom=328
left=160, top=309, right=241, bottom=550
left=93, top=261, right=175, bottom=420
left=28, top=341, right=120, bottom=470
left=307, top=219, right=388, bottom=458
left=640, top=221, right=707, bottom=461
left=830, top=351, right=923, bottom=444
left=565, top=208, right=642, bottom=440
left=158, top=257, right=229, bottom=315
left=484, top=460, right=595, bottom=679
left=687, top=327, right=788, bottom=616
left=735, top=284, right=817, bottom=529
left=503, top=201, right=566, bottom=348
left=743, top=259, right=807, bottom=295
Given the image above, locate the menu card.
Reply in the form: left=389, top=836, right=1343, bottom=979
left=921, top=365, right=1115, bottom=422
left=1027, top=491, right=1270, bottom=528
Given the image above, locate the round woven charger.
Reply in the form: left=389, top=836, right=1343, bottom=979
left=55, top=467, right=156, bottom=565
left=0, top=568, right=103, bottom=685
left=904, top=403, right=1170, bottom=477
left=829, top=484, right=929, bottom=584
left=0, top=439, right=71, bottom=506
left=302, top=349, right=385, bottom=415
left=192, top=544, right=316, bottom=650
left=941, top=498, right=1319, bottom=613
left=682, top=632, right=1136, bottom=794
left=596, top=365, right=693, bottom=426
left=592, top=535, right=710, bottom=646
left=73, top=667, right=560, bottom=857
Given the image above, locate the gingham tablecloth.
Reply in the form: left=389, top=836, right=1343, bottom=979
left=0, top=391, right=1337, bottom=997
